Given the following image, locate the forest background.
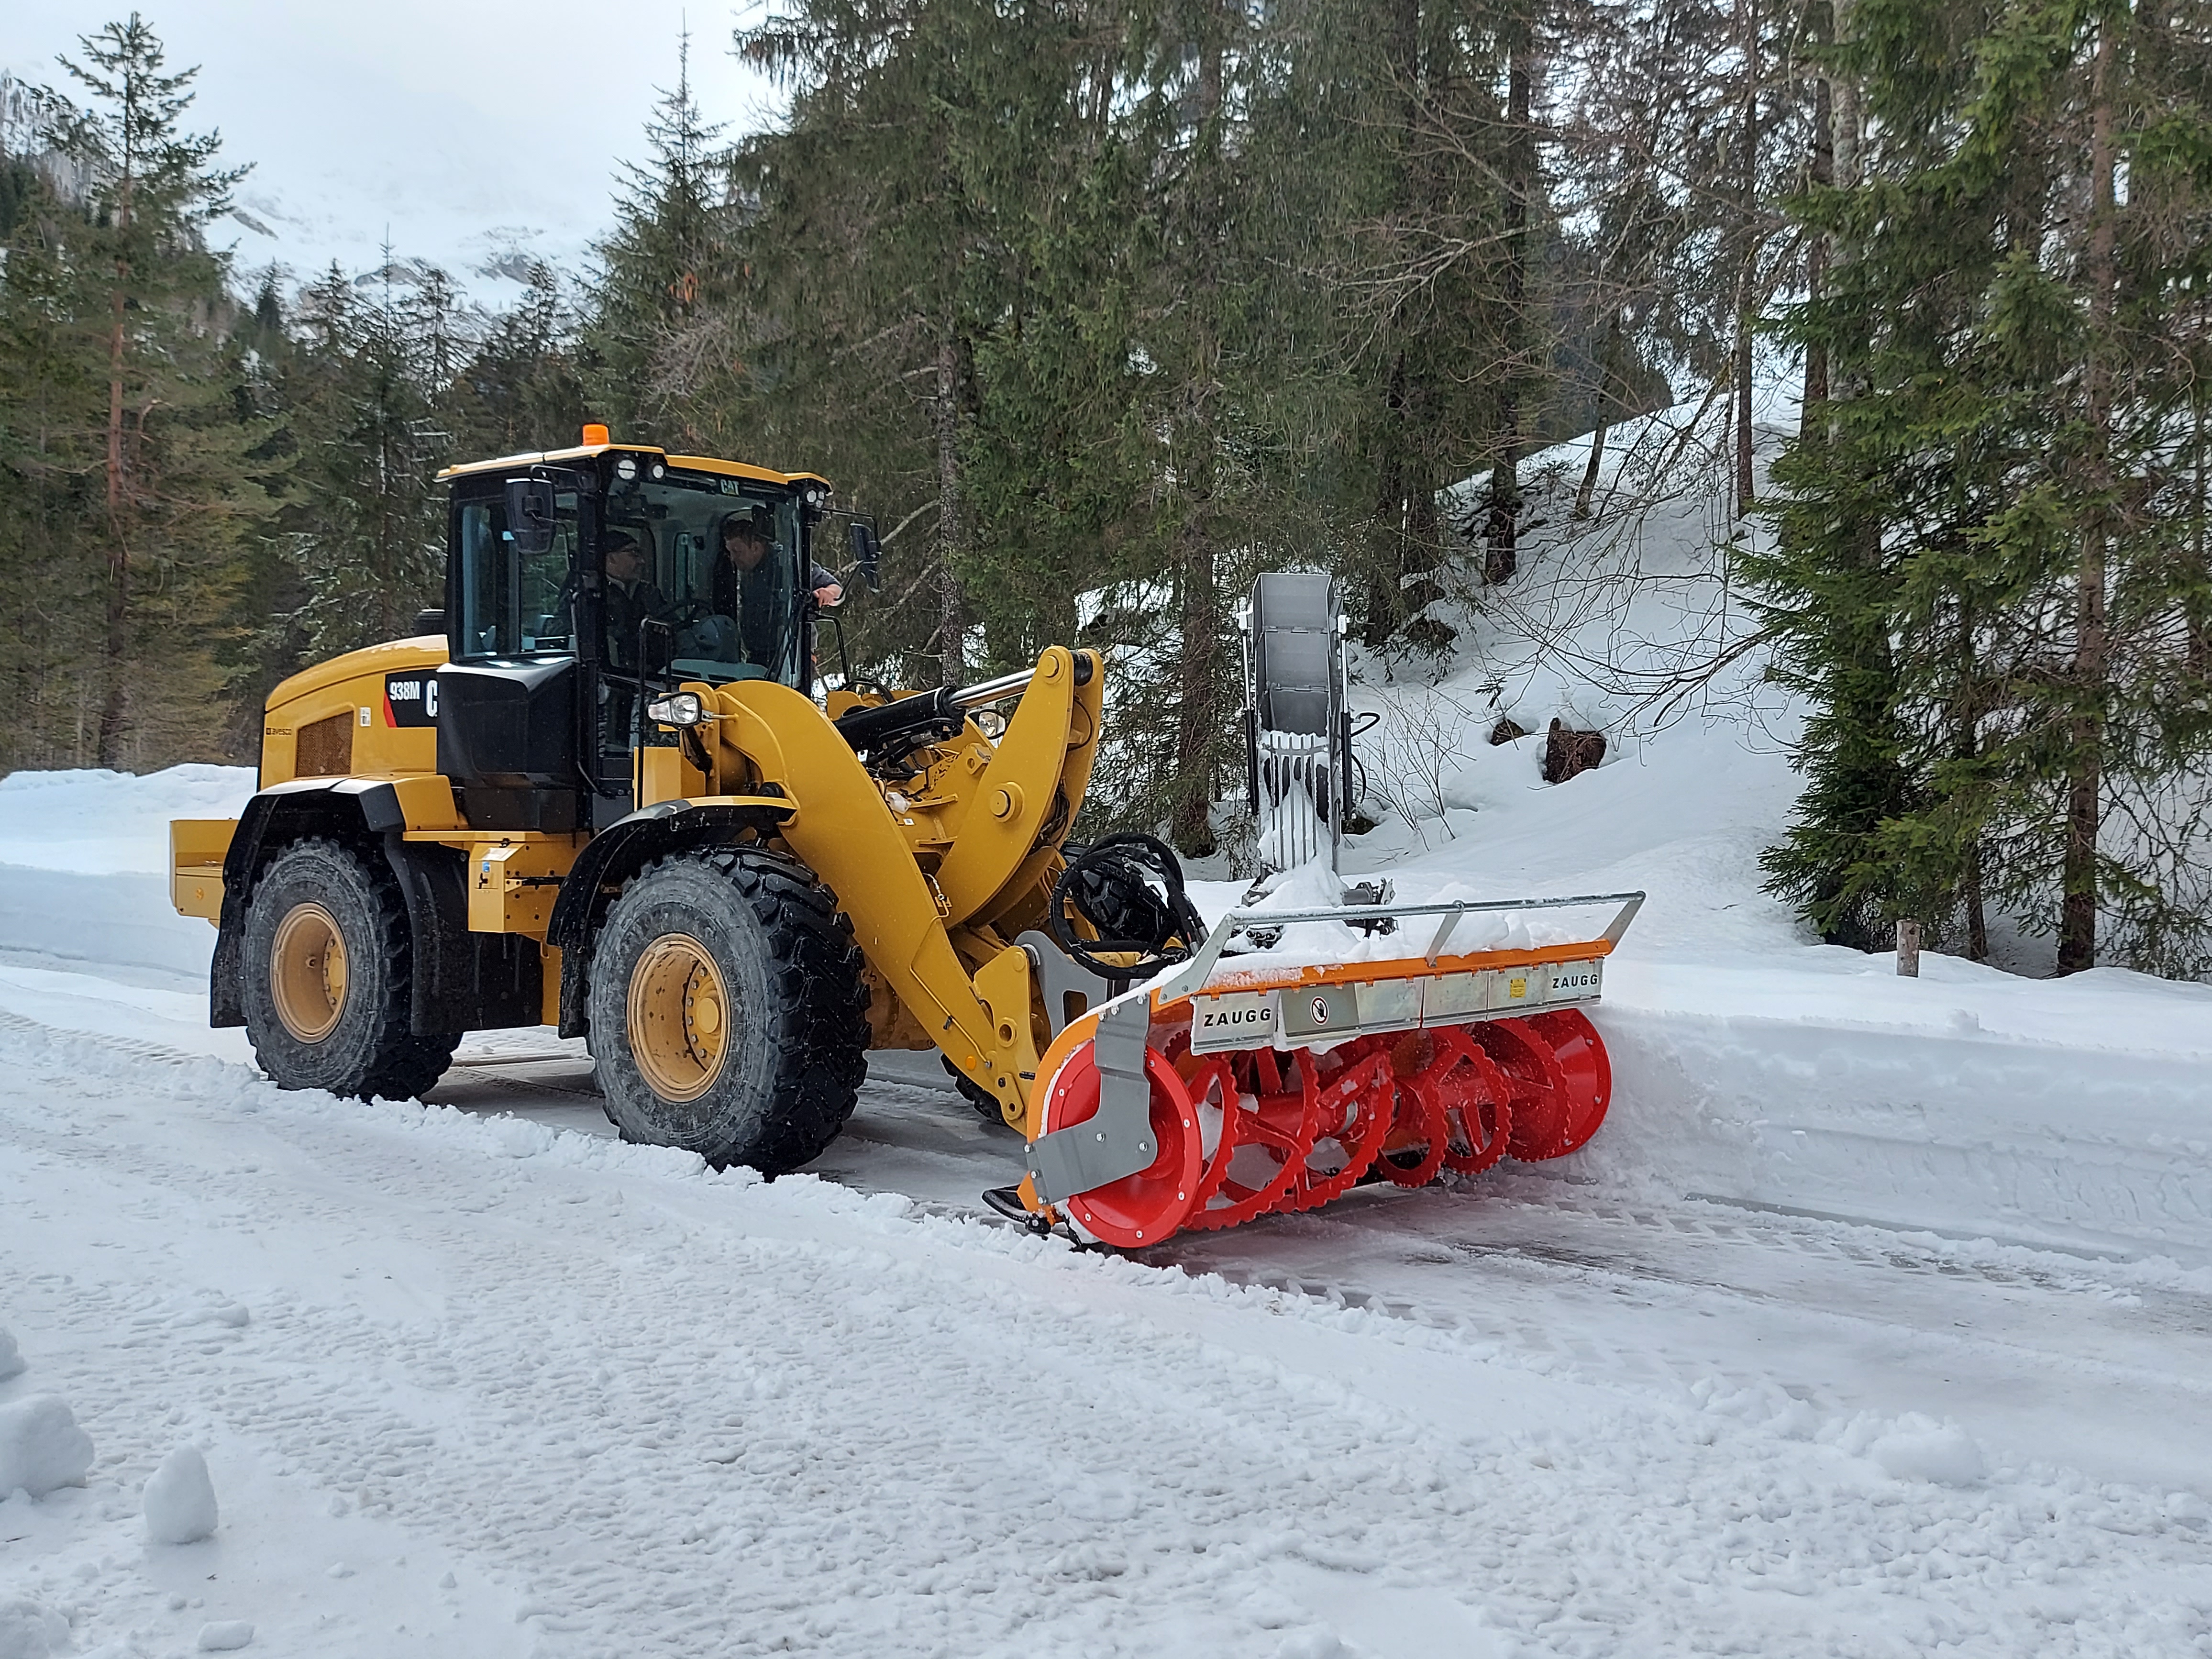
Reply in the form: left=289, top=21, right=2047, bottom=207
left=1, top=2, right=2207, bottom=976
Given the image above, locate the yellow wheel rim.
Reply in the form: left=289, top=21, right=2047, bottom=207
left=270, top=901, right=349, bottom=1043
left=627, top=934, right=730, bottom=1103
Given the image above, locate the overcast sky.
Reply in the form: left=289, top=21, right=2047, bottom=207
left=2, top=1, right=781, bottom=298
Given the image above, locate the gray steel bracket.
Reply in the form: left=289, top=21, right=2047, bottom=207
left=1026, top=994, right=1157, bottom=1206
left=1015, top=930, right=1122, bottom=1040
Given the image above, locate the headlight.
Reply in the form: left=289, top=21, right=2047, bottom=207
left=646, top=691, right=706, bottom=727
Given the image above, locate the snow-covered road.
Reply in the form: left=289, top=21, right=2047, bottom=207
left=8, top=748, right=2212, bottom=1656
left=7, top=1006, right=2212, bottom=1658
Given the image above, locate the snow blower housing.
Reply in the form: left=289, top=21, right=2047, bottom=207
left=166, top=433, right=1641, bottom=1250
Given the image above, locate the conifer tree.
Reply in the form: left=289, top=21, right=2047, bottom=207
left=0, top=15, right=278, bottom=769
left=1755, top=0, right=2212, bottom=974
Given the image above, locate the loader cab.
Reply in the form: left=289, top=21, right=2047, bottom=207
left=435, top=441, right=826, bottom=833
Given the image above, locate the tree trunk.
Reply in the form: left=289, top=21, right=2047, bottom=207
left=1484, top=30, right=1533, bottom=585
left=1575, top=310, right=1625, bottom=520
left=95, top=121, right=137, bottom=771
left=1801, top=66, right=1833, bottom=433
left=931, top=327, right=968, bottom=687
left=1732, top=0, right=1759, bottom=517
left=1170, top=12, right=1229, bottom=859
left=2058, top=15, right=2119, bottom=975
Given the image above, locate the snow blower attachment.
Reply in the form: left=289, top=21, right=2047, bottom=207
left=169, top=433, right=1644, bottom=1255
left=1012, top=888, right=1643, bottom=1247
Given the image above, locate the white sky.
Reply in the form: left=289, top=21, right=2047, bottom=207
left=2, top=1, right=782, bottom=299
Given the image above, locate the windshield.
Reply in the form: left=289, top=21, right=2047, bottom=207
left=602, top=464, right=806, bottom=689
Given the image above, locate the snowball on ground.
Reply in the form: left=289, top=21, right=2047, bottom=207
left=195, top=1621, right=254, bottom=1652
left=144, top=1445, right=219, bottom=1545
left=0, top=1598, right=70, bottom=1659
left=0, top=1397, right=93, bottom=1498
left=0, top=1327, right=21, bottom=1382
left=1869, top=1419, right=1989, bottom=1487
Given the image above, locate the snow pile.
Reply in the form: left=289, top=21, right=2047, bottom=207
left=0, top=764, right=253, bottom=875
left=0, top=764, right=254, bottom=989
left=144, top=1445, right=220, bottom=1544
left=195, top=1621, right=254, bottom=1652
left=0, top=1599, right=70, bottom=1659
left=1864, top=1417, right=1991, bottom=1488
left=0, top=1396, right=93, bottom=1499
left=0, top=1326, right=21, bottom=1382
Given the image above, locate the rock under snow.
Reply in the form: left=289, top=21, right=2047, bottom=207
left=1870, top=1419, right=1989, bottom=1486
left=0, top=1598, right=70, bottom=1659
left=196, top=1621, right=254, bottom=1651
left=144, top=1445, right=219, bottom=1544
left=0, top=1397, right=93, bottom=1498
left=0, top=1327, right=22, bottom=1382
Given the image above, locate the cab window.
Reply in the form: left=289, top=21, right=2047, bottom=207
left=455, top=493, right=578, bottom=658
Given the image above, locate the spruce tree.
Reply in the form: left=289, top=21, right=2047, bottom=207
left=1754, top=0, right=2212, bottom=974
left=0, top=15, right=279, bottom=769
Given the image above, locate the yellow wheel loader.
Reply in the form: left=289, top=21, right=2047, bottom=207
left=169, top=431, right=1640, bottom=1246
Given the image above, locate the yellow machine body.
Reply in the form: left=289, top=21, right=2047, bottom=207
left=174, top=597, right=1104, bottom=1133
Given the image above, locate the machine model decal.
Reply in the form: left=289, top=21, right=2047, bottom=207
left=383, top=673, right=438, bottom=728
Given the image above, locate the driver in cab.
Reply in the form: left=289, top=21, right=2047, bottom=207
left=717, top=506, right=845, bottom=623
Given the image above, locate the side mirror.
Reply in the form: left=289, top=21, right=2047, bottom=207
left=847, top=520, right=882, bottom=591
left=505, top=478, right=557, bottom=556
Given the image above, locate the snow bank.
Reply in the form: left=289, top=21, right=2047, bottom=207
left=144, top=1445, right=220, bottom=1544
left=0, top=1396, right=93, bottom=1498
left=0, top=1599, right=69, bottom=1659
left=0, top=766, right=251, bottom=987
left=0, top=764, right=254, bottom=875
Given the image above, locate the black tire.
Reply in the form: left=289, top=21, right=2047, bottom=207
left=588, top=847, right=870, bottom=1172
left=241, top=838, right=461, bottom=1100
left=943, top=1054, right=1015, bottom=1130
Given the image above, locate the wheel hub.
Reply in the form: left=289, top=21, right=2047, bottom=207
left=269, top=902, right=349, bottom=1043
left=628, top=934, right=730, bottom=1103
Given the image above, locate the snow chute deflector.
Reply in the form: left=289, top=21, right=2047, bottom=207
left=1015, top=889, right=1645, bottom=1246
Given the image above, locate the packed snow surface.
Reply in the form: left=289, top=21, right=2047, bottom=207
left=4, top=418, right=2212, bottom=1652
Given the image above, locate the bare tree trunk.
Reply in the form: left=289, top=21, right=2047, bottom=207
left=1484, top=29, right=1533, bottom=584
left=96, top=285, right=131, bottom=769
left=1170, top=12, right=1229, bottom=859
left=1731, top=0, right=1759, bottom=517
left=2059, top=15, right=2119, bottom=975
left=1574, top=310, right=1624, bottom=520
left=1800, top=65, right=1833, bottom=433
left=931, top=327, right=969, bottom=687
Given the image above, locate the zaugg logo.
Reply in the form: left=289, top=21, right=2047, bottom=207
left=1554, top=965, right=1600, bottom=991
left=1199, top=1003, right=1273, bottom=1031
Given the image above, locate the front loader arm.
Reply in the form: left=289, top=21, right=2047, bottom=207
left=933, top=646, right=1101, bottom=928
left=715, top=681, right=1007, bottom=1093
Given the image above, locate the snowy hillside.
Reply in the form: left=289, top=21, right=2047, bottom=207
left=6, top=433, right=2212, bottom=1652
